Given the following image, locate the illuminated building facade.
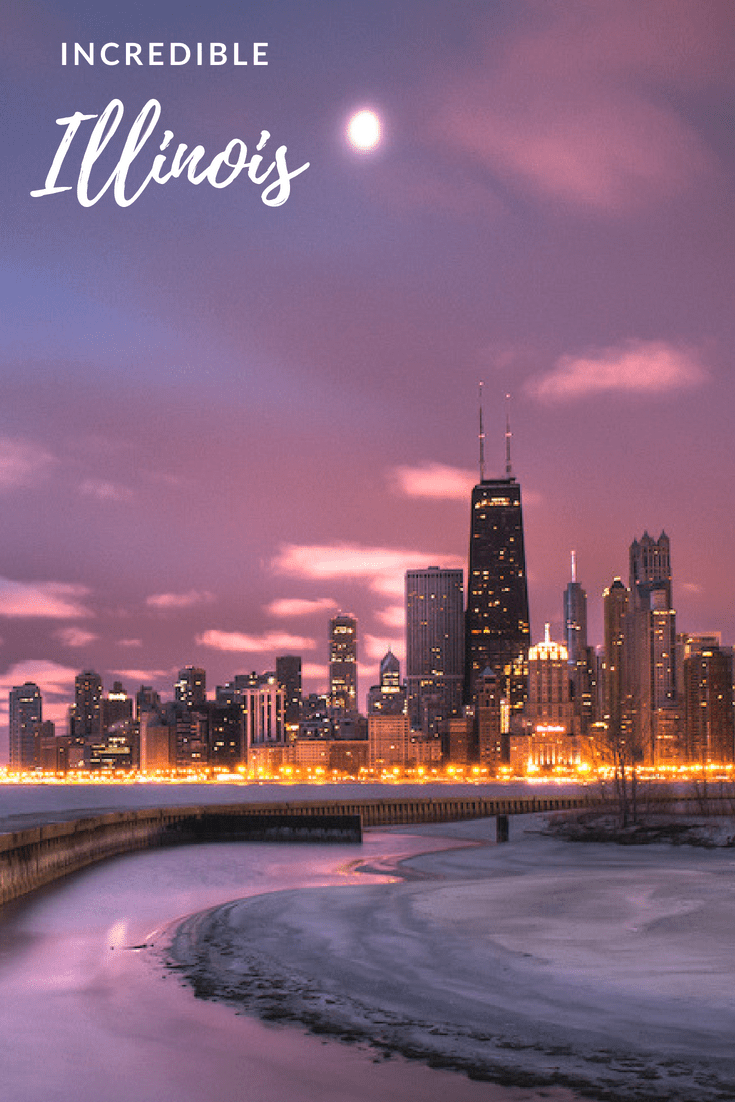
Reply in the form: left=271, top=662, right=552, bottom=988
left=368, top=713, right=409, bottom=769
left=628, top=531, right=677, bottom=763
left=175, top=666, right=207, bottom=708
left=329, top=614, right=358, bottom=712
left=682, top=641, right=734, bottom=764
left=406, top=566, right=464, bottom=735
left=71, top=669, right=103, bottom=742
left=367, top=650, right=406, bottom=716
left=9, top=681, right=42, bottom=769
left=464, top=476, right=530, bottom=709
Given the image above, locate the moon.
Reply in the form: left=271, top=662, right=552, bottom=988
left=346, top=109, right=382, bottom=152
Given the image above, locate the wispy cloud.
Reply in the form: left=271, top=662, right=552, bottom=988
left=109, top=668, right=171, bottom=683
left=432, top=1, right=721, bottom=212
left=56, top=627, right=98, bottom=648
left=197, top=630, right=316, bottom=653
left=117, top=638, right=143, bottom=648
left=146, top=590, right=215, bottom=610
left=273, top=543, right=464, bottom=599
left=526, top=340, right=706, bottom=402
left=0, top=579, right=92, bottom=618
left=266, top=597, right=339, bottom=618
left=80, top=478, right=134, bottom=503
left=0, top=437, right=55, bottom=491
left=392, top=463, right=475, bottom=501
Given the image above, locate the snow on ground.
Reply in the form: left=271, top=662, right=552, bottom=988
left=166, top=815, right=735, bottom=1102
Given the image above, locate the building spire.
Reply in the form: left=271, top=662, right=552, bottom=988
left=505, top=393, right=513, bottom=477
left=478, top=381, right=485, bottom=482
left=571, top=549, right=577, bottom=584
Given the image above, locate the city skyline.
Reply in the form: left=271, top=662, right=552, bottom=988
left=2, top=2, right=735, bottom=753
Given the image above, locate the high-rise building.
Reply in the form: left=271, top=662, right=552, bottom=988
left=405, top=566, right=464, bottom=734
left=367, top=650, right=406, bottom=716
left=102, top=681, right=133, bottom=732
left=603, top=577, right=629, bottom=742
left=563, top=553, right=595, bottom=733
left=9, top=682, right=42, bottom=769
left=628, top=531, right=676, bottom=763
left=682, top=638, right=734, bottom=764
left=329, top=614, right=358, bottom=712
left=276, top=655, right=302, bottom=727
left=464, top=406, right=530, bottom=710
left=175, top=666, right=206, bottom=708
left=71, top=669, right=103, bottom=742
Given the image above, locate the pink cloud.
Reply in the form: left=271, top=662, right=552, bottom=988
left=431, top=1, right=722, bottom=212
left=301, top=662, right=328, bottom=682
left=376, top=605, right=406, bottom=631
left=117, top=638, right=143, bottom=648
left=56, top=627, right=98, bottom=648
left=0, top=579, right=91, bottom=618
left=109, top=668, right=171, bottom=683
left=146, top=590, right=214, bottom=610
left=527, top=340, right=706, bottom=402
left=392, top=463, right=475, bottom=502
left=0, top=437, right=55, bottom=491
left=79, top=479, right=134, bottom=503
left=273, top=543, right=464, bottom=600
left=266, top=597, right=338, bottom=618
left=197, top=630, right=316, bottom=653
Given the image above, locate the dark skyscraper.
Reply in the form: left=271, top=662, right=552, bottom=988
left=72, top=669, right=103, bottom=742
left=464, top=399, right=530, bottom=709
left=406, top=566, right=464, bottom=734
left=276, top=655, right=302, bottom=727
left=628, top=531, right=676, bottom=762
left=564, top=552, right=594, bottom=733
left=329, top=614, right=358, bottom=712
left=175, top=666, right=207, bottom=709
left=9, top=681, right=42, bottom=769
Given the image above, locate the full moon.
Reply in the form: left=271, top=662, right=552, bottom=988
left=346, top=109, right=382, bottom=152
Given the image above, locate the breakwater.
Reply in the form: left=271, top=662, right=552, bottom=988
left=0, top=793, right=594, bottom=906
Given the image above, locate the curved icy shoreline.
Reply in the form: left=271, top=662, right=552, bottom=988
left=163, top=819, right=735, bottom=1102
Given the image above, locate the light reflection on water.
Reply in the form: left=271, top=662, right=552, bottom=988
left=0, top=834, right=575, bottom=1102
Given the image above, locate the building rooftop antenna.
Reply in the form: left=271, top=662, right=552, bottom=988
left=505, top=393, right=513, bottom=477
left=571, top=549, right=577, bottom=584
left=478, top=381, right=486, bottom=482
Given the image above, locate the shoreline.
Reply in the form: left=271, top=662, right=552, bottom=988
left=163, top=817, right=735, bottom=1101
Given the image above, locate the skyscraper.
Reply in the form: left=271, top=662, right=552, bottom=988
left=628, top=531, right=676, bottom=762
left=564, top=552, right=594, bottom=733
left=603, top=577, right=629, bottom=741
left=329, top=614, right=357, bottom=712
left=276, top=655, right=302, bottom=727
left=464, top=399, right=530, bottom=709
left=9, top=681, right=42, bottom=769
left=175, top=666, right=207, bottom=709
left=405, top=566, right=464, bottom=734
left=71, top=669, right=103, bottom=742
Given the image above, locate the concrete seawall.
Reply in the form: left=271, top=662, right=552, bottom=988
left=0, top=795, right=593, bottom=906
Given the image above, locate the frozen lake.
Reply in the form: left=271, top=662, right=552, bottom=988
left=0, top=783, right=578, bottom=1102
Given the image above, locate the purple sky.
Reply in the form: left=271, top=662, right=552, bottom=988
left=1, top=0, right=735, bottom=753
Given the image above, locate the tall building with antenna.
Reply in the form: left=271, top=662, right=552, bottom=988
left=464, top=389, right=530, bottom=712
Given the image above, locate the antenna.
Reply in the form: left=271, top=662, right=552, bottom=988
left=571, top=549, right=577, bottom=584
left=505, top=393, right=512, bottom=477
left=478, top=382, right=485, bottom=481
